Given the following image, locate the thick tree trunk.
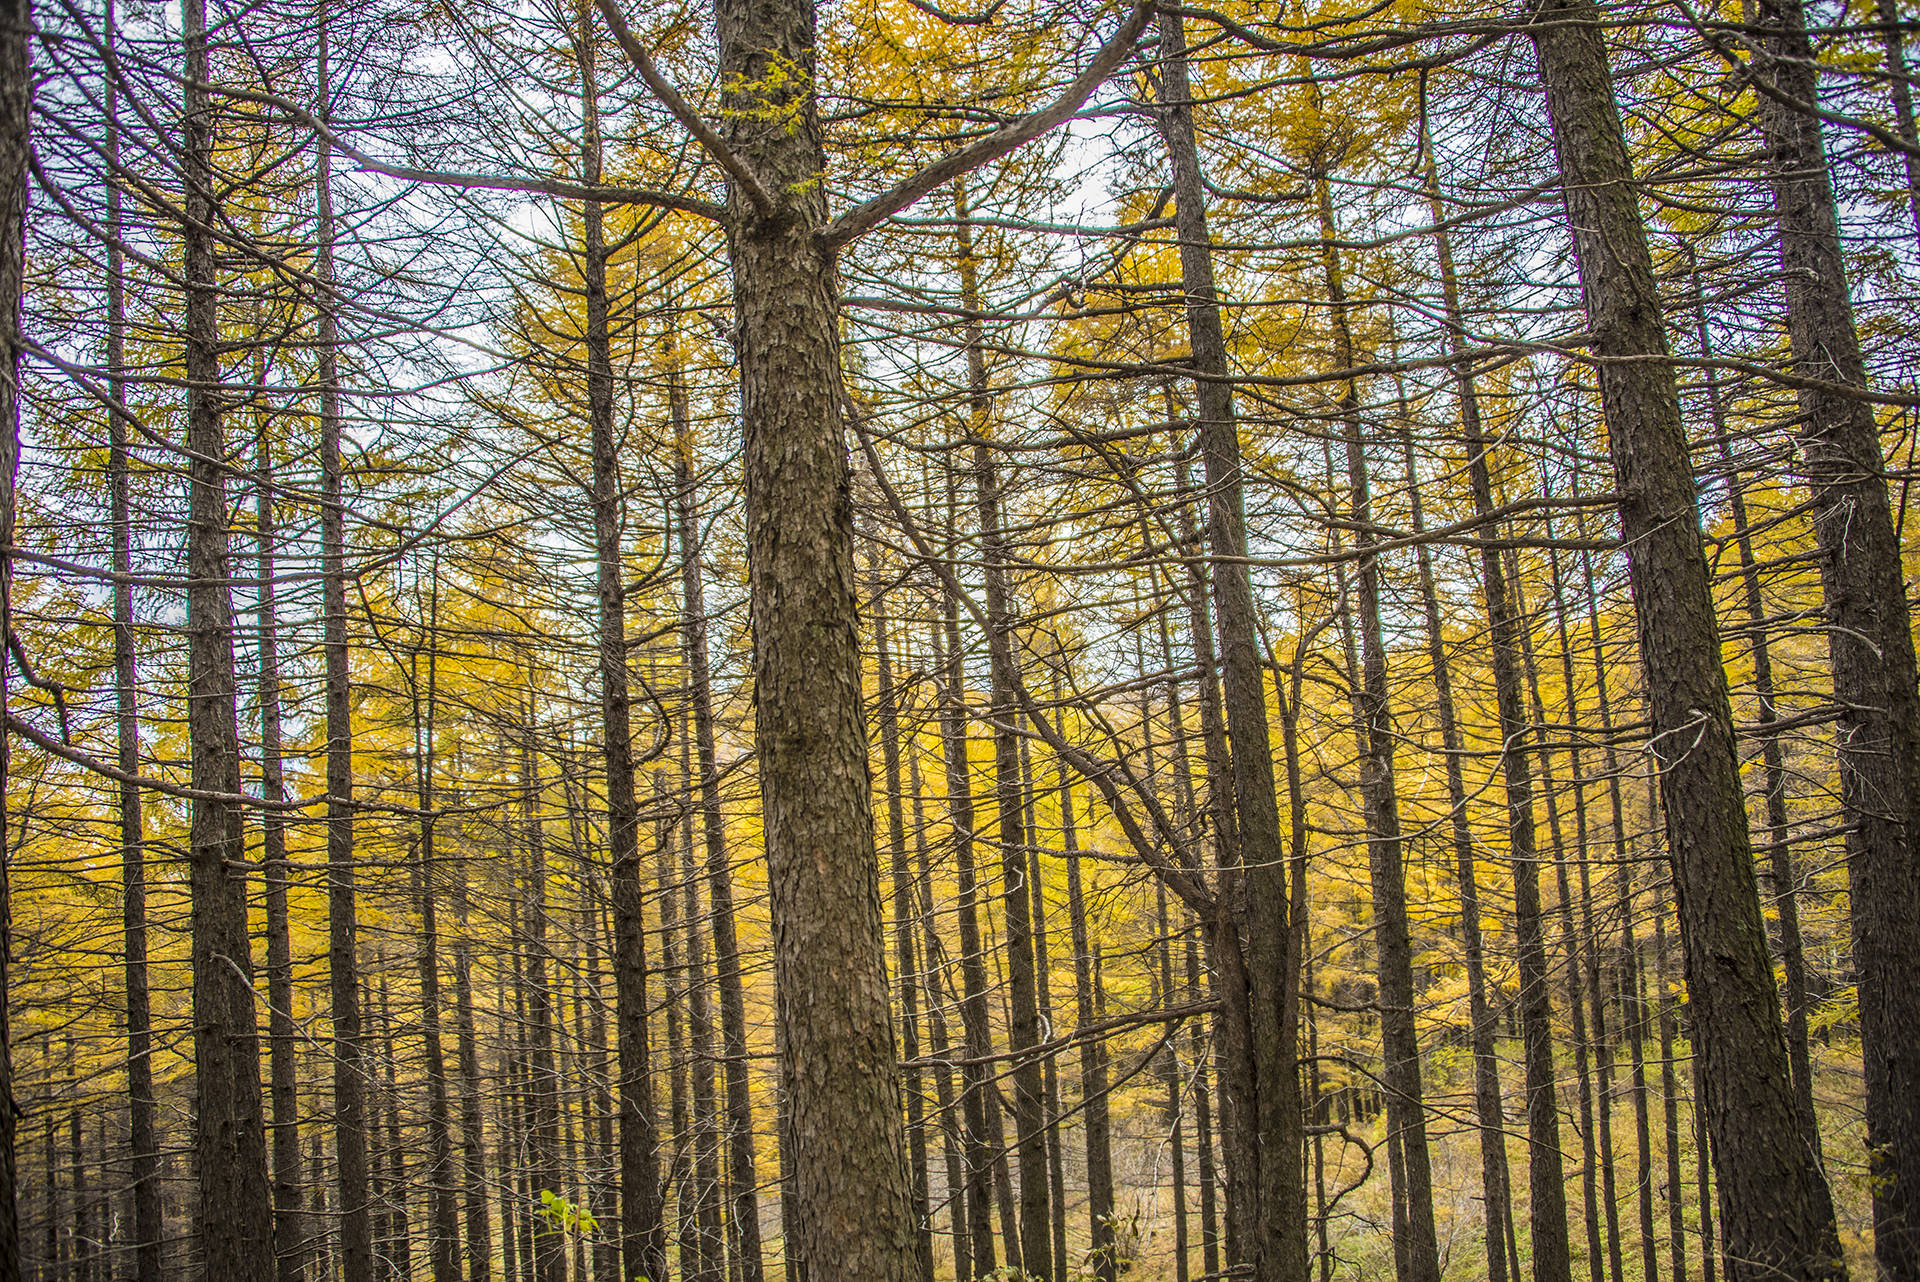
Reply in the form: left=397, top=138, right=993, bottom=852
left=1751, top=4, right=1920, bottom=1266
left=713, top=0, right=918, bottom=1262
left=1528, top=6, right=1845, bottom=1275
left=180, top=0, right=276, bottom=1267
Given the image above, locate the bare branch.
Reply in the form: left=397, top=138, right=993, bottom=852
left=820, top=0, right=1156, bottom=249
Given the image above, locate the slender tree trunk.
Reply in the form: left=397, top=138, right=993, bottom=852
left=674, top=359, right=763, bottom=1282
left=1750, top=6, right=1920, bottom=1265
left=936, top=602, right=1001, bottom=1276
left=875, top=599, right=935, bottom=1282
left=1870, top=0, right=1920, bottom=241
left=103, top=15, right=160, bottom=1268
left=520, top=717, right=566, bottom=1282
left=1021, top=733, right=1068, bottom=1282
left=1396, top=417, right=1515, bottom=1282
left=910, top=744, right=974, bottom=1282
left=953, top=188, right=1050, bottom=1282
left=1313, top=161, right=1441, bottom=1282
left=1419, top=121, right=1571, bottom=1282
left=678, top=713, right=725, bottom=1282
left=1158, top=886, right=1190, bottom=1282
left=181, top=0, right=275, bottom=1265
left=1154, top=17, right=1304, bottom=1278
left=451, top=804, right=495, bottom=1279
left=1057, top=682, right=1115, bottom=1282
left=1652, top=893, right=1688, bottom=1282
left=311, top=16, right=371, bottom=1279
left=577, top=47, right=666, bottom=1269
left=409, top=594, right=461, bottom=1282
left=255, top=411, right=307, bottom=1282
left=1527, top=7, right=1845, bottom=1274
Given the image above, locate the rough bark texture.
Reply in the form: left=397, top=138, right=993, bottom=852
left=182, top=0, right=276, bottom=1268
left=714, top=0, right=920, bottom=1268
left=1752, top=2, right=1920, bottom=1268
left=1528, top=6, right=1846, bottom=1277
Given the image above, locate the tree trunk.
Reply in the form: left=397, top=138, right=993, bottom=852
left=181, top=0, right=276, bottom=1265
left=1528, top=6, right=1845, bottom=1275
left=521, top=717, right=566, bottom=1282
left=1396, top=416, right=1515, bottom=1282
left=713, top=0, right=919, bottom=1262
left=1752, top=4, right=1920, bottom=1266
left=255, top=410, right=307, bottom=1282
left=954, top=188, right=1051, bottom=1282
left=1687, top=265, right=1818, bottom=1146
left=1058, top=681, right=1116, bottom=1282
left=1313, top=162, right=1441, bottom=1282
left=408, top=574, right=461, bottom=1282
left=102, top=11, right=160, bottom=1268
left=312, top=16, right=371, bottom=1279
left=450, top=802, right=495, bottom=1280
left=874, top=598, right=935, bottom=1282
left=1154, top=15, right=1304, bottom=1278
left=936, top=600, right=1003, bottom=1277
left=673, top=346, right=765, bottom=1282
left=578, top=50, right=666, bottom=1268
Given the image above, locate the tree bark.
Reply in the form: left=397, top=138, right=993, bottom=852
left=1154, top=16, right=1305, bottom=1279
left=312, top=15, right=371, bottom=1279
left=181, top=0, right=276, bottom=1265
left=954, top=186, right=1051, bottom=1282
left=674, top=347, right=765, bottom=1282
left=255, top=410, right=307, bottom=1282
left=874, top=596, right=935, bottom=1282
left=1751, top=4, right=1920, bottom=1266
left=578, top=51, right=667, bottom=1269
left=1528, top=6, right=1845, bottom=1275
left=102, top=11, right=160, bottom=1269
left=711, top=0, right=921, bottom=1262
